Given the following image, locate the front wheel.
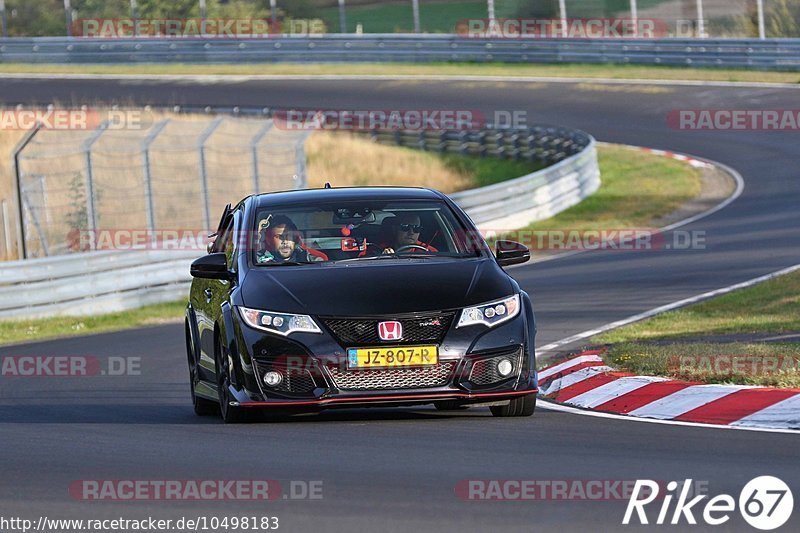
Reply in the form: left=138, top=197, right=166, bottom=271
left=490, top=394, right=536, bottom=417
left=187, top=324, right=216, bottom=416
left=215, top=336, right=249, bottom=424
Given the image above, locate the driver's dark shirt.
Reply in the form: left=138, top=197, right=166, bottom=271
left=359, top=240, right=438, bottom=257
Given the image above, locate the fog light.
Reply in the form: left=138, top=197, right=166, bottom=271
left=263, top=371, right=283, bottom=387
left=497, top=359, right=513, bottom=377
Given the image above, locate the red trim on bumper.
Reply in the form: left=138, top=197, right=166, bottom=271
left=236, top=388, right=538, bottom=408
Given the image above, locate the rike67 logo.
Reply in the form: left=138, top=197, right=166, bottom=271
left=624, top=476, right=793, bottom=530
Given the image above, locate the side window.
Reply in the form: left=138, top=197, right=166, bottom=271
left=211, top=215, right=238, bottom=273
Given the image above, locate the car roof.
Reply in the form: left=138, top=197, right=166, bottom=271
left=252, top=186, right=444, bottom=208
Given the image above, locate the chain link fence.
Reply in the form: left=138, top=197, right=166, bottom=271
left=12, top=114, right=311, bottom=259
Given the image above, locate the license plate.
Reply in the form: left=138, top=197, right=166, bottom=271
left=347, top=346, right=438, bottom=369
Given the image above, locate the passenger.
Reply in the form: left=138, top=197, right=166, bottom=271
left=257, top=215, right=322, bottom=264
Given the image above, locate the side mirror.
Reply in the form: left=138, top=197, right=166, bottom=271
left=495, top=240, right=530, bottom=267
left=190, top=252, right=231, bottom=280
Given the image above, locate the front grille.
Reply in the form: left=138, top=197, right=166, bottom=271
left=327, top=362, right=455, bottom=391
left=469, top=351, right=521, bottom=386
left=321, top=311, right=456, bottom=347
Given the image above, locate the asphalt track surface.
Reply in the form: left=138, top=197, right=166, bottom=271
left=1, top=75, right=799, bottom=532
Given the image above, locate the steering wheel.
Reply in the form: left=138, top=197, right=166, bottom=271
left=395, top=244, right=431, bottom=253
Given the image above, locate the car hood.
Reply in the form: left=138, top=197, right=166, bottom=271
left=240, top=258, right=514, bottom=316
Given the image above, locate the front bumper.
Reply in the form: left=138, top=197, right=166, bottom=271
left=230, top=306, right=536, bottom=409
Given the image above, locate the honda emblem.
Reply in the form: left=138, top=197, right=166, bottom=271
left=378, top=321, right=402, bottom=341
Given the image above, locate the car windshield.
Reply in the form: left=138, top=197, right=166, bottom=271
left=252, top=199, right=484, bottom=265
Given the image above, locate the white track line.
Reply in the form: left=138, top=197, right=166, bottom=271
left=2, top=72, right=799, bottom=89
left=538, top=400, right=800, bottom=434
left=536, top=261, right=800, bottom=353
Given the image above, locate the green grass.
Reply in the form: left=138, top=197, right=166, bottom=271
left=594, top=269, right=800, bottom=388
left=441, top=153, right=546, bottom=188
left=0, top=301, right=186, bottom=346
left=319, top=1, right=488, bottom=33
left=522, top=144, right=702, bottom=237
left=596, top=270, right=800, bottom=343
left=604, top=342, right=800, bottom=388
left=1, top=62, right=798, bottom=84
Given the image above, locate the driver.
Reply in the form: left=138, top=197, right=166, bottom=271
left=257, top=215, right=322, bottom=264
left=377, top=213, right=437, bottom=255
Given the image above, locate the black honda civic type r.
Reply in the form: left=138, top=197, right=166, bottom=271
left=185, top=187, right=538, bottom=422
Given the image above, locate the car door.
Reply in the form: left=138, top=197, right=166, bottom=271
left=193, top=206, right=237, bottom=375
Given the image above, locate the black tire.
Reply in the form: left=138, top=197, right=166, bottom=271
left=434, top=401, right=469, bottom=411
left=490, top=394, right=536, bottom=417
left=187, top=324, right=216, bottom=416
left=215, top=336, right=249, bottom=424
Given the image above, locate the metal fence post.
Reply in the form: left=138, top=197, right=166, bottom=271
left=293, top=131, right=313, bottom=190
left=250, top=121, right=273, bottom=193
left=0, top=0, right=7, bottom=38
left=198, top=117, right=223, bottom=230
left=338, top=0, right=347, bottom=33
left=696, top=0, right=706, bottom=38
left=63, top=0, right=72, bottom=36
left=12, top=123, right=43, bottom=260
left=0, top=199, right=9, bottom=259
left=411, top=0, right=420, bottom=33
left=82, top=121, right=109, bottom=250
left=141, top=119, right=170, bottom=234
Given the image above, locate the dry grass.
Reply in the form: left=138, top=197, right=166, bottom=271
left=306, top=131, right=472, bottom=192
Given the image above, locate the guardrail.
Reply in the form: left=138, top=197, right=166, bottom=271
left=0, top=122, right=599, bottom=320
left=1, top=35, right=799, bottom=69
left=0, top=250, right=198, bottom=319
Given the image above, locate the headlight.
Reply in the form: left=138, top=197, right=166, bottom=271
left=238, top=306, right=322, bottom=336
left=456, top=294, right=520, bottom=328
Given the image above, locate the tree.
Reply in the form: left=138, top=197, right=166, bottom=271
left=739, top=0, right=800, bottom=37
left=510, top=0, right=561, bottom=18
